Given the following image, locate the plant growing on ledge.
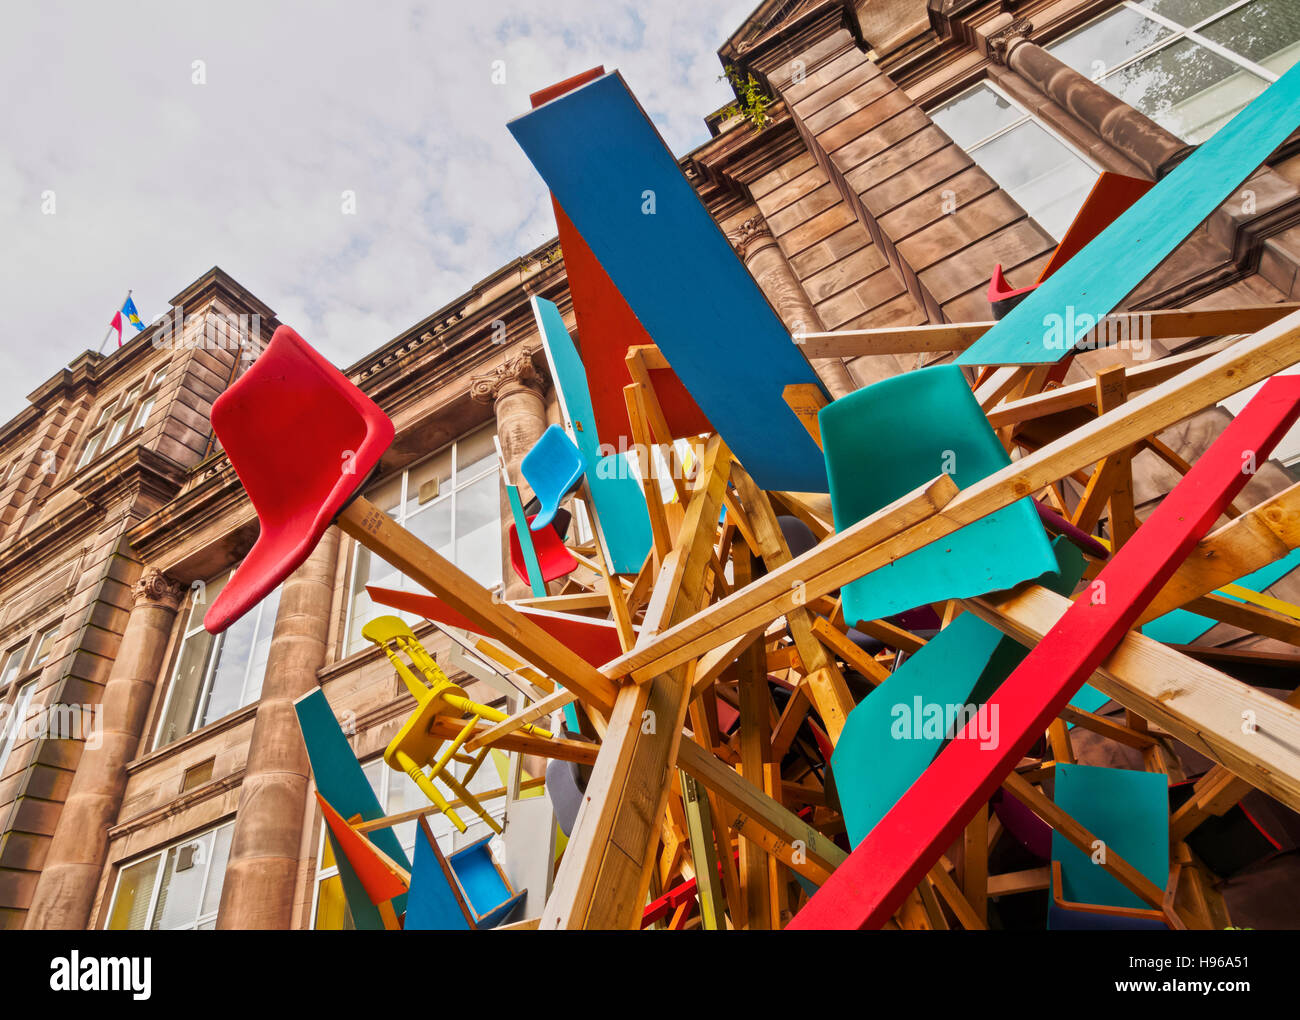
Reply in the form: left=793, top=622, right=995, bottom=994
left=719, top=65, right=773, bottom=131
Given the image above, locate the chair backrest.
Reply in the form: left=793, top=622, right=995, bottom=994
left=1049, top=763, right=1169, bottom=930
left=204, top=326, right=393, bottom=634
left=508, top=510, right=578, bottom=586
left=819, top=364, right=1057, bottom=628
left=521, top=425, right=586, bottom=531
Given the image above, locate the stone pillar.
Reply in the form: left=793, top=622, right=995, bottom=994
left=216, top=528, right=338, bottom=929
left=728, top=213, right=854, bottom=399
left=25, top=568, right=185, bottom=930
left=471, top=349, right=550, bottom=601
left=983, top=15, right=1193, bottom=180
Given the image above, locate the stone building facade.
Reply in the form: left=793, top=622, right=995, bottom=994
left=2, top=0, right=1298, bottom=929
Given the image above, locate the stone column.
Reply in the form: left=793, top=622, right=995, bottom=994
left=728, top=213, right=854, bottom=399
left=216, top=528, right=338, bottom=929
left=983, top=15, right=1193, bottom=180
left=25, top=568, right=185, bottom=930
left=471, top=349, right=550, bottom=601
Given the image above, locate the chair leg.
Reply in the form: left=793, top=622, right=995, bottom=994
left=393, top=749, right=468, bottom=833
left=440, top=770, right=503, bottom=835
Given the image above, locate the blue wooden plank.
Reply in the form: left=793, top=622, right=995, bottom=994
left=531, top=296, right=652, bottom=573
left=509, top=73, right=830, bottom=492
left=957, top=63, right=1300, bottom=366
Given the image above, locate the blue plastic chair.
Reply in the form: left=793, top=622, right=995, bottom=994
left=819, top=364, right=1058, bottom=628
left=521, top=425, right=586, bottom=532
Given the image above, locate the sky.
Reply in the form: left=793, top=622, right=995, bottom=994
left=0, top=0, right=755, bottom=418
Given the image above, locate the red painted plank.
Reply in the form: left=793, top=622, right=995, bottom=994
left=788, top=376, right=1300, bottom=929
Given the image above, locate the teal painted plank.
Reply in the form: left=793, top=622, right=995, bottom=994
left=1142, top=545, right=1300, bottom=644
left=531, top=296, right=652, bottom=573
left=957, top=63, right=1300, bottom=366
left=294, top=689, right=409, bottom=927
left=509, top=74, right=830, bottom=492
left=506, top=481, right=547, bottom=597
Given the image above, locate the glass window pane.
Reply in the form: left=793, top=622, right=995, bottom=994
left=151, top=836, right=211, bottom=930
left=454, top=473, right=501, bottom=589
left=0, top=647, right=24, bottom=690
left=107, top=855, right=160, bottom=930
left=105, top=415, right=130, bottom=448
left=929, top=83, right=1023, bottom=149
left=969, top=120, right=1099, bottom=240
left=455, top=427, right=498, bottom=483
left=77, top=432, right=104, bottom=468
left=348, top=544, right=404, bottom=655
left=200, top=823, right=233, bottom=917
left=384, top=768, right=426, bottom=853
left=1138, top=0, right=1235, bottom=26
left=1199, top=0, right=1300, bottom=75
left=407, top=500, right=454, bottom=562
left=1048, top=7, right=1174, bottom=78
left=187, top=573, right=229, bottom=630
left=314, top=874, right=353, bottom=930
left=156, top=629, right=215, bottom=747
left=1100, top=37, right=1267, bottom=140
left=29, top=625, right=60, bottom=668
left=0, top=681, right=36, bottom=778
left=241, top=586, right=282, bottom=705
left=131, top=396, right=155, bottom=432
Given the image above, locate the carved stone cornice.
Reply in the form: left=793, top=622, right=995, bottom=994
left=727, top=215, right=779, bottom=261
left=131, top=567, right=186, bottom=610
left=986, top=17, right=1033, bottom=65
left=469, top=347, right=548, bottom=405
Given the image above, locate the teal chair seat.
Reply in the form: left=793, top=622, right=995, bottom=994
left=1049, top=764, right=1169, bottom=930
left=819, top=365, right=1057, bottom=628
left=521, top=424, right=586, bottom=532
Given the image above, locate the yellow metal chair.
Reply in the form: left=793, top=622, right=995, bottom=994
left=362, top=615, right=551, bottom=834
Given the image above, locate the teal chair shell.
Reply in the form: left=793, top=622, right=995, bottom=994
left=819, top=365, right=1057, bottom=628
left=1049, top=764, right=1169, bottom=930
left=833, top=537, right=1084, bottom=847
left=521, top=425, right=586, bottom=532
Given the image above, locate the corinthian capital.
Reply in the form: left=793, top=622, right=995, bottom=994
left=726, top=215, right=776, bottom=261
left=132, top=567, right=187, bottom=610
left=470, top=347, right=548, bottom=404
left=987, top=18, right=1033, bottom=65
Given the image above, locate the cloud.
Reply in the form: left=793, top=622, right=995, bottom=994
left=0, top=0, right=753, bottom=424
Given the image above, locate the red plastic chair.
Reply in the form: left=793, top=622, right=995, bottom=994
left=508, top=509, right=577, bottom=587
left=203, top=326, right=394, bottom=634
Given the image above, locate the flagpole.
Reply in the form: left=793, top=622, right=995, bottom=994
left=97, top=289, right=132, bottom=355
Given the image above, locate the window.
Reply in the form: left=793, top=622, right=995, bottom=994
left=1048, top=0, right=1300, bottom=142
left=0, top=621, right=60, bottom=691
left=153, top=571, right=282, bottom=749
left=76, top=368, right=169, bottom=470
left=0, top=680, right=37, bottom=780
left=344, top=426, right=501, bottom=656
left=105, top=820, right=234, bottom=929
left=930, top=81, right=1100, bottom=240
left=311, top=753, right=508, bottom=929
left=28, top=624, right=60, bottom=670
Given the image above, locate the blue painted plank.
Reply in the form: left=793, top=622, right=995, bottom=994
left=406, top=824, right=473, bottom=930
left=957, top=63, right=1300, bottom=366
left=509, top=73, right=830, bottom=492
left=531, top=296, right=653, bottom=573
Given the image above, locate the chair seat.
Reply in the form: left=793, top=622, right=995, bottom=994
left=204, top=326, right=393, bottom=634
left=819, top=364, right=1056, bottom=628
left=509, top=509, right=577, bottom=585
left=521, top=425, right=586, bottom=531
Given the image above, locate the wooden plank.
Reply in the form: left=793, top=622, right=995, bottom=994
left=680, top=771, right=726, bottom=930
left=783, top=383, right=827, bottom=448
left=787, top=376, right=1300, bottom=929
left=540, top=435, right=732, bottom=929
left=602, top=308, right=1300, bottom=686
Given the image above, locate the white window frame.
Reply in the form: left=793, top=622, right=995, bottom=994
left=152, top=573, right=281, bottom=750
left=103, top=819, right=235, bottom=930
left=342, top=425, right=501, bottom=656
left=0, top=679, right=37, bottom=779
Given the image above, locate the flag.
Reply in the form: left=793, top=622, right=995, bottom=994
left=108, top=310, right=124, bottom=346
left=122, top=296, right=145, bottom=332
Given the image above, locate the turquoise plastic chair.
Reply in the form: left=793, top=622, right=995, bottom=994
left=521, top=425, right=586, bottom=532
left=833, top=537, right=1083, bottom=847
left=1049, top=764, right=1170, bottom=930
left=819, top=364, right=1057, bottom=628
